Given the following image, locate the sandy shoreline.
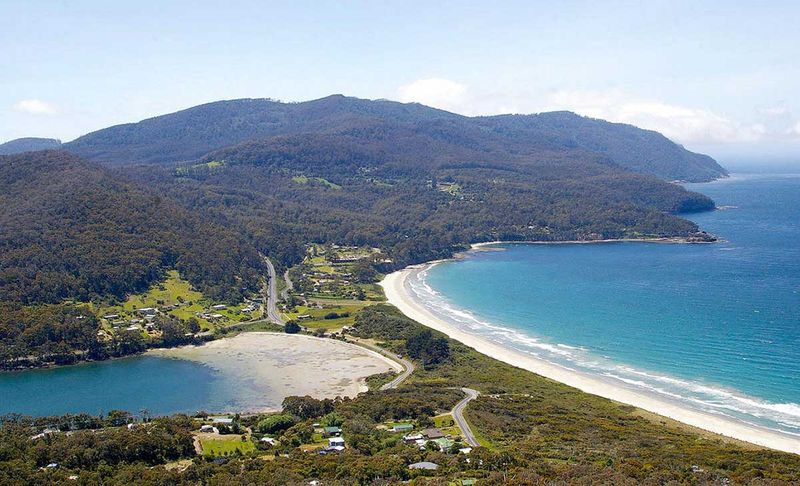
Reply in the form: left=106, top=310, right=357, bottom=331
left=151, top=332, right=401, bottom=414
left=380, top=265, right=800, bottom=455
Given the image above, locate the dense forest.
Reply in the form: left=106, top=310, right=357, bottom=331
left=0, top=151, right=264, bottom=305
left=1, top=305, right=798, bottom=485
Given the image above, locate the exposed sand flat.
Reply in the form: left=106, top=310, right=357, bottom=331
left=151, top=332, right=401, bottom=412
left=381, top=267, right=800, bottom=455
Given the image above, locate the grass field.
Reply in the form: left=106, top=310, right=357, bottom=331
left=95, top=270, right=262, bottom=331
left=291, top=175, right=342, bottom=190
left=200, top=437, right=256, bottom=457
left=282, top=302, right=367, bottom=329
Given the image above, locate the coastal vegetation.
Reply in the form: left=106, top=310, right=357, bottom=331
left=2, top=304, right=799, bottom=484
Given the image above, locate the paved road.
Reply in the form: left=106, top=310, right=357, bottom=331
left=452, top=387, right=480, bottom=447
left=350, top=338, right=414, bottom=390
left=380, top=353, right=415, bottom=390
left=263, top=257, right=284, bottom=325
left=280, top=270, right=293, bottom=302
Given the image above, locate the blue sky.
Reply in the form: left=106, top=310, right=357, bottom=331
left=2, top=0, right=799, bottom=162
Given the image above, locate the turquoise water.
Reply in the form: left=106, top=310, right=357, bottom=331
left=410, top=172, right=800, bottom=436
left=0, top=355, right=236, bottom=417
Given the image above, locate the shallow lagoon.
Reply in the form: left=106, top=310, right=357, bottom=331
left=0, top=333, right=397, bottom=416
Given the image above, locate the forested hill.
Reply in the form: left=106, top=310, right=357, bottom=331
left=0, top=137, right=61, bottom=155
left=0, top=151, right=264, bottom=304
left=64, top=95, right=727, bottom=182
left=477, top=112, right=728, bottom=182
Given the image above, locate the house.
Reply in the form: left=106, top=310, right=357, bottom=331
left=210, top=416, right=234, bottom=425
left=323, top=426, right=341, bottom=437
left=408, top=461, right=439, bottom=470
left=432, top=437, right=454, bottom=451
left=211, top=304, right=227, bottom=310
left=260, top=437, right=277, bottom=446
left=420, top=428, right=445, bottom=439
left=328, top=437, right=345, bottom=447
left=402, top=433, right=423, bottom=443
left=199, top=425, right=216, bottom=433
left=103, top=314, right=119, bottom=320
left=392, top=423, right=414, bottom=433
left=459, top=447, right=473, bottom=455
left=137, top=307, right=157, bottom=316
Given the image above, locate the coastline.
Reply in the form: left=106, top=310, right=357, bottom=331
left=148, top=332, right=402, bottom=413
left=380, top=263, right=800, bottom=455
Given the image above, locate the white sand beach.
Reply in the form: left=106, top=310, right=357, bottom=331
left=151, top=332, right=401, bottom=412
left=381, top=267, right=800, bottom=455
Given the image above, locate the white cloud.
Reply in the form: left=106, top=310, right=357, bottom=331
left=541, top=89, right=766, bottom=145
left=397, top=78, right=467, bottom=112
left=13, top=99, right=58, bottom=115
left=394, top=79, right=800, bottom=145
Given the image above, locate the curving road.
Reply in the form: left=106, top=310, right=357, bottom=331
left=263, top=257, right=284, bottom=325
left=452, top=387, right=480, bottom=447
left=350, top=338, right=414, bottom=390
left=380, top=353, right=415, bottom=390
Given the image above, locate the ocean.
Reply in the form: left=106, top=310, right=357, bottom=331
left=408, top=171, right=800, bottom=437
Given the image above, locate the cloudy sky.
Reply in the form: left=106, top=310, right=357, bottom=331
left=2, top=0, right=798, bottom=162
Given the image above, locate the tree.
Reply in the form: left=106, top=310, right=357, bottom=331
left=281, top=396, right=334, bottom=419
left=256, top=414, right=296, bottom=434
left=284, top=321, right=301, bottom=334
left=186, top=317, right=201, bottom=334
left=406, top=329, right=450, bottom=366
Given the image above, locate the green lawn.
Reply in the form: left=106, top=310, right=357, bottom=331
left=433, top=414, right=462, bottom=438
left=283, top=303, right=367, bottom=329
left=291, top=175, right=341, bottom=190
left=201, top=437, right=255, bottom=457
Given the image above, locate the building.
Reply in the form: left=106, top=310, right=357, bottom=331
left=211, top=304, right=227, bottom=310
left=137, top=307, right=157, bottom=316
left=322, top=426, right=341, bottom=437
left=402, top=433, right=423, bottom=443
left=199, top=425, right=216, bottom=433
left=408, top=462, right=439, bottom=470
left=328, top=437, right=345, bottom=447
left=210, top=417, right=234, bottom=425
left=392, top=423, right=414, bottom=433
left=420, top=428, right=445, bottom=439
left=432, top=437, right=454, bottom=451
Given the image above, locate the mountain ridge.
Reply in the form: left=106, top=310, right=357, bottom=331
left=0, top=137, right=62, bottom=155
left=63, top=95, right=727, bottom=182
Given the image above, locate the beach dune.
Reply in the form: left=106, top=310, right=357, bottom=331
left=381, top=267, right=800, bottom=455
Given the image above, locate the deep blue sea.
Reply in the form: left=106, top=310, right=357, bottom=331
left=410, top=171, right=800, bottom=436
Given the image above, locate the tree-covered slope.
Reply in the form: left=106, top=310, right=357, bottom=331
left=480, top=111, right=728, bottom=182
left=0, top=137, right=61, bottom=155
left=0, top=151, right=264, bottom=304
left=120, top=124, right=715, bottom=269
left=65, top=95, right=727, bottom=182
